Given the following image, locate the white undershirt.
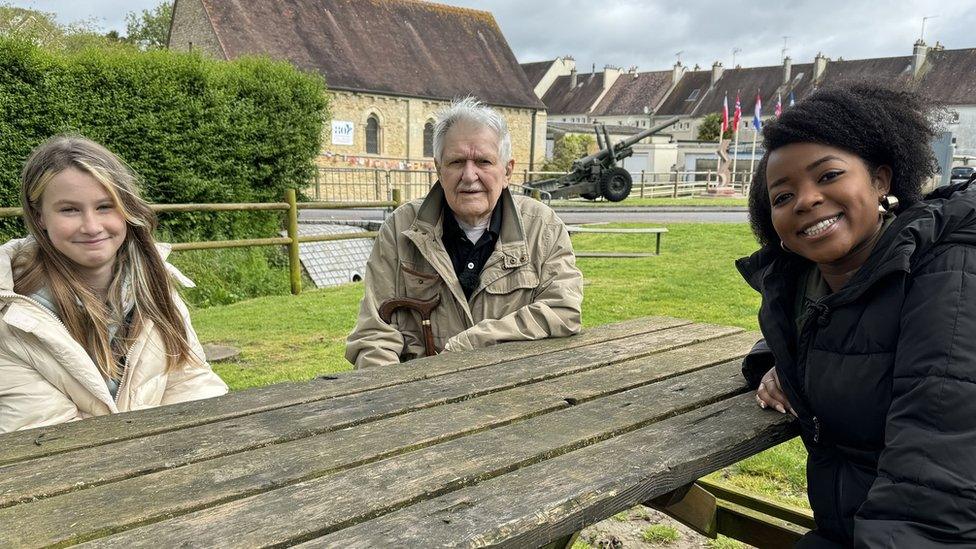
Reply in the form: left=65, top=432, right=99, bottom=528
left=456, top=217, right=489, bottom=244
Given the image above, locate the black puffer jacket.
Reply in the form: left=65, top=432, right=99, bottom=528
left=737, top=182, right=976, bottom=548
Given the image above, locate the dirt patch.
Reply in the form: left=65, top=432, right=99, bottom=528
left=577, top=505, right=753, bottom=549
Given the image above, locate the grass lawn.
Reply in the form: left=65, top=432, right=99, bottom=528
left=549, top=196, right=747, bottom=208
left=189, top=222, right=807, bottom=509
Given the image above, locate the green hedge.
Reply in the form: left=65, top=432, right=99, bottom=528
left=0, top=39, right=328, bottom=241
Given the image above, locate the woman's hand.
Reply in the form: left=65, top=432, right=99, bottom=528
left=755, top=366, right=795, bottom=415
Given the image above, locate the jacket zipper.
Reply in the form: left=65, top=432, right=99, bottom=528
left=1, top=290, right=132, bottom=407
left=795, top=300, right=828, bottom=443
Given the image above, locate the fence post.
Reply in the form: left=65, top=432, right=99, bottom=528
left=392, top=188, right=402, bottom=208
left=672, top=169, right=679, bottom=198
left=531, top=189, right=542, bottom=202
left=640, top=170, right=645, bottom=198
left=314, top=169, right=321, bottom=200
left=523, top=169, right=529, bottom=184
left=286, top=188, right=302, bottom=296
left=373, top=169, right=382, bottom=201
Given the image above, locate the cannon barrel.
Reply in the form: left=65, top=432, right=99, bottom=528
left=574, top=116, right=681, bottom=169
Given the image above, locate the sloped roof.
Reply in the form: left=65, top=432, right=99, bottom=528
left=542, top=72, right=607, bottom=115
left=196, top=0, right=544, bottom=109
left=548, top=121, right=645, bottom=136
left=916, top=48, right=976, bottom=104
left=520, top=60, right=555, bottom=88
left=694, top=65, right=792, bottom=118
left=591, top=70, right=673, bottom=116
left=820, top=55, right=913, bottom=87
left=655, top=70, right=712, bottom=116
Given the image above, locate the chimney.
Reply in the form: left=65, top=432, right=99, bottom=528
left=569, top=68, right=578, bottom=88
left=813, top=52, right=828, bottom=83
left=782, top=56, right=792, bottom=85
left=711, top=61, right=724, bottom=86
left=673, top=61, right=686, bottom=84
left=602, top=65, right=621, bottom=90
left=912, top=39, right=930, bottom=79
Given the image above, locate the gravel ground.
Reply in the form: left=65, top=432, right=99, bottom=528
left=576, top=505, right=754, bottom=549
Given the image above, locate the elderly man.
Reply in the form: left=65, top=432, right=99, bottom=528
left=346, top=97, right=583, bottom=368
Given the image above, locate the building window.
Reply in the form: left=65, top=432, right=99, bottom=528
left=686, top=89, right=700, bottom=101
left=366, top=115, right=379, bottom=154
left=423, top=120, right=435, bottom=157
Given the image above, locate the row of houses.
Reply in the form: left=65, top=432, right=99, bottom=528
left=524, top=41, right=976, bottom=174
left=169, top=0, right=976, bottom=176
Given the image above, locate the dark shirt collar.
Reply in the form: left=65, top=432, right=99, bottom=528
left=442, top=200, right=503, bottom=242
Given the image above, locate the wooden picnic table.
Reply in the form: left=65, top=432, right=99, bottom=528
left=0, top=317, right=797, bottom=548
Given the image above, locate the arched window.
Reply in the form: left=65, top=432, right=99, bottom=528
left=365, top=115, right=379, bottom=154
left=423, top=120, right=435, bottom=158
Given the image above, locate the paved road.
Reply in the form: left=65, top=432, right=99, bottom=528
left=300, top=208, right=749, bottom=224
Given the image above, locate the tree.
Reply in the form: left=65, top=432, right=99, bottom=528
left=697, top=112, right=733, bottom=141
left=542, top=134, right=595, bottom=172
left=0, top=5, right=120, bottom=51
left=124, top=1, right=173, bottom=50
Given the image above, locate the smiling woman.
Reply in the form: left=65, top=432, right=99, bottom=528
left=736, top=83, right=976, bottom=547
left=0, top=135, right=227, bottom=433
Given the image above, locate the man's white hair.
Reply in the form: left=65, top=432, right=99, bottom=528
left=432, top=96, right=512, bottom=166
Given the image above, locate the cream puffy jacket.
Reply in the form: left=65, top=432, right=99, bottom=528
left=0, top=238, right=228, bottom=433
left=346, top=183, right=583, bottom=368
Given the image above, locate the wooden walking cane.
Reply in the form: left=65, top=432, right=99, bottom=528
left=378, top=295, right=441, bottom=357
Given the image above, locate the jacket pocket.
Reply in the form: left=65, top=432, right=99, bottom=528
left=484, top=267, right=540, bottom=295
left=399, top=263, right=443, bottom=302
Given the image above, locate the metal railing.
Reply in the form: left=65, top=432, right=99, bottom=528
left=308, top=167, right=553, bottom=203
left=0, top=189, right=402, bottom=295
left=306, top=167, right=749, bottom=202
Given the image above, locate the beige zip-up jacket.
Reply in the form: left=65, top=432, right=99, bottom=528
left=0, top=238, right=228, bottom=433
left=346, top=183, right=583, bottom=368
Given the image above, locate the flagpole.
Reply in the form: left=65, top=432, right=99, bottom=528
left=731, top=126, right=740, bottom=186
left=749, top=129, right=758, bottom=181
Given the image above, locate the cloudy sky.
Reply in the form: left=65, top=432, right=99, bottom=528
left=7, top=0, right=976, bottom=71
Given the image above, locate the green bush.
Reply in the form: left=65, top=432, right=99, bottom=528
left=0, top=38, right=328, bottom=242
left=166, top=246, right=318, bottom=309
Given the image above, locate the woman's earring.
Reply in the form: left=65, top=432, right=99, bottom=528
left=879, top=194, right=900, bottom=213
left=780, top=240, right=792, bottom=253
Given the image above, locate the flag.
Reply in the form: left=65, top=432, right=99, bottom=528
left=775, top=94, right=783, bottom=118
left=752, top=92, right=762, bottom=130
left=789, top=91, right=796, bottom=107
left=721, top=93, right=729, bottom=134
left=733, top=92, right=742, bottom=131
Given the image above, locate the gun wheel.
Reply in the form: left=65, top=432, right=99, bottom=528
left=600, top=167, right=632, bottom=202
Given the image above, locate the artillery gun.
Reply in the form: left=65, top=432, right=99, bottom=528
left=525, top=116, right=680, bottom=201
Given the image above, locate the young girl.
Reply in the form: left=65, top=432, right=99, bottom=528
left=0, top=135, right=227, bottom=433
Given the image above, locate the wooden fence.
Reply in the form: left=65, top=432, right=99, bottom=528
left=0, top=189, right=401, bottom=295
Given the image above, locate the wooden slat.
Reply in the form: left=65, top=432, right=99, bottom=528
left=0, top=323, right=743, bottom=513
left=3, top=334, right=758, bottom=547
left=300, top=396, right=797, bottom=548
left=0, top=316, right=693, bottom=465
left=2, top=334, right=761, bottom=547
left=72, top=360, right=757, bottom=548
left=697, top=477, right=814, bottom=530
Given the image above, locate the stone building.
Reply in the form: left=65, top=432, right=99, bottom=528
left=168, top=0, right=547, bottom=172
left=528, top=40, right=976, bottom=177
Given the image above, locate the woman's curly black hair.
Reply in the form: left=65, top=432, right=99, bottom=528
left=748, top=81, right=942, bottom=248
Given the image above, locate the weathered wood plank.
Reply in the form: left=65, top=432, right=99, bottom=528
left=72, top=360, right=756, bottom=546
left=0, top=316, right=693, bottom=466
left=1, top=333, right=761, bottom=548
left=73, top=360, right=758, bottom=548
left=302, top=396, right=797, bottom=548
left=0, top=323, right=743, bottom=513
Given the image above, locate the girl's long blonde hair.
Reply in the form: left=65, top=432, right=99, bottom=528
left=15, top=135, right=197, bottom=379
